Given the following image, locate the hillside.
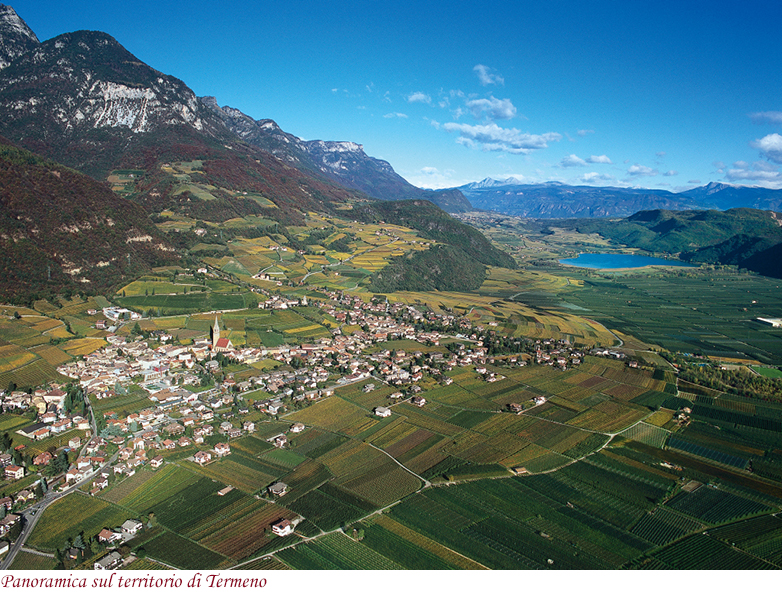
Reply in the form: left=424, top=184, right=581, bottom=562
left=0, top=3, right=37, bottom=69
left=351, top=199, right=516, bottom=291
left=0, top=25, right=371, bottom=225
left=554, top=208, right=782, bottom=278
left=354, top=200, right=516, bottom=268
left=0, top=138, right=177, bottom=301
left=680, top=182, right=782, bottom=211
left=202, top=97, right=473, bottom=212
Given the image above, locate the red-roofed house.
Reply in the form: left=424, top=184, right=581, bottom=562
left=194, top=451, right=212, bottom=465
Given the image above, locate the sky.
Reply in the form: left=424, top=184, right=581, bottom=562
left=8, top=0, right=782, bottom=190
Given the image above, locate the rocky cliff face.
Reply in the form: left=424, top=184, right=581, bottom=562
left=0, top=4, right=38, bottom=70
left=0, top=28, right=229, bottom=175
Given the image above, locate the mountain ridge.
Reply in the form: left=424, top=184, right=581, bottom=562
left=201, top=96, right=473, bottom=212
left=457, top=177, right=782, bottom=218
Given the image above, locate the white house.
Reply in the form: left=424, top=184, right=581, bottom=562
left=272, top=519, right=293, bottom=536
left=374, top=406, right=392, bottom=418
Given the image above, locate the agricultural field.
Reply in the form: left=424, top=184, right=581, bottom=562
left=27, top=493, right=128, bottom=552
left=7, top=210, right=782, bottom=572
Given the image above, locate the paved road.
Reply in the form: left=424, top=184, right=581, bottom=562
left=0, top=388, right=111, bottom=570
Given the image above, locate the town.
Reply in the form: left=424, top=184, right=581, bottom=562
left=0, top=288, right=601, bottom=569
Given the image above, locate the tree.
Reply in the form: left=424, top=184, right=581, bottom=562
left=54, top=450, right=69, bottom=474
left=8, top=516, right=23, bottom=541
left=73, top=532, right=85, bottom=550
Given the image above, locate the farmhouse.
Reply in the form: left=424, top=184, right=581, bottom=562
left=374, top=406, right=392, bottom=418
left=194, top=451, right=212, bottom=465
left=272, top=519, right=293, bottom=536
left=33, top=451, right=52, bottom=466
left=0, top=514, right=19, bottom=538
left=121, top=519, right=142, bottom=534
left=97, top=528, right=122, bottom=543
left=94, top=551, right=123, bottom=570
left=214, top=443, right=231, bottom=457
left=5, top=465, right=24, bottom=480
left=268, top=482, right=289, bottom=497
left=17, top=422, right=47, bottom=440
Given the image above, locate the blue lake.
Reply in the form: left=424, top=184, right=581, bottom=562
left=559, top=253, right=697, bottom=269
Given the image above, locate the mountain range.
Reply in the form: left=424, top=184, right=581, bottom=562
left=457, top=178, right=782, bottom=218
left=1, top=4, right=780, bottom=221
left=0, top=5, right=501, bottom=298
left=1, top=3, right=782, bottom=298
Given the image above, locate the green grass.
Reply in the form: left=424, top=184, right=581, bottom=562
left=752, top=366, right=782, bottom=379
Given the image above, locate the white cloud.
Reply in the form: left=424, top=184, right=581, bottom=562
left=752, top=133, right=782, bottom=164
left=726, top=160, right=782, bottom=186
left=656, top=151, right=666, bottom=158
left=663, top=170, right=678, bottom=177
left=473, top=64, right=504, bottom=86
left=577, top=129, right=594, bottom=137
left=725, top=165, right=782, bottom=185
left=403, top=166, right=466, bottom=190
left=383, top=112, right=408, bottom=119
left=407, top=92, right=431, bottom=104
left=465, top=96, right=517, bottom=120
left=749, top=111, right=782, bottom=125
left=627, top=164, right=658, bottom=177
left=688, top=179, right=702, bottom=185
left=586, top=154, right=612, bottom=164
left=442, top=122, right=561, bottom=154
left=578, top=172, right=616, bottom=184
left=560, top=154, right=587, bottom=167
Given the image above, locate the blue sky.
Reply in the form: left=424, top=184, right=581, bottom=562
left=9, top=0, right=782, bottom=190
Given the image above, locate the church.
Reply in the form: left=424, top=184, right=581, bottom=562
left=211, top=315, right=233, bottom=353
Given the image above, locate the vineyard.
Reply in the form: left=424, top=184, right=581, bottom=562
left=139, top=530, right=227, bottom=570
left=198, top=502, right=297, bottom=560
left=664, top=485, right=772, bottom=524
left=276, top=531, right=404, bottom=570
left=27, top=493, right=128, bottom=551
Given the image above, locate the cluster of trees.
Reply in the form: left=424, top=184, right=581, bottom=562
left=662, top=352, right=782, bottom=401
left=63, top=384, right=86, bottom=416
left=370, top=244, right=488, bottom=292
